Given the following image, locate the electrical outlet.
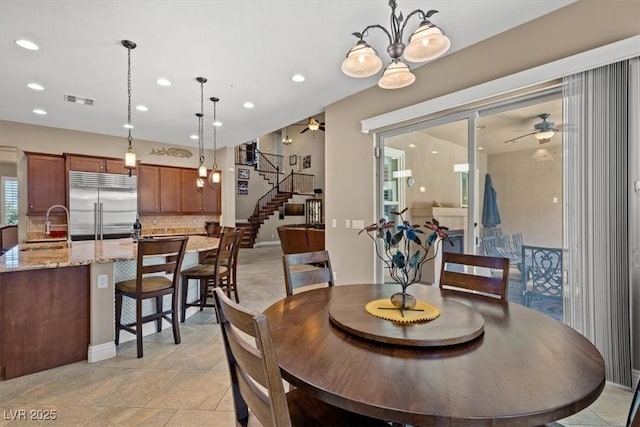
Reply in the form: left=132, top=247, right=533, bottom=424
left=97, top=274, right=108, bottom=289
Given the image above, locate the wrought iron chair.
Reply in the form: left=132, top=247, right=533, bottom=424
left=521, top=245, right=563, bottom=307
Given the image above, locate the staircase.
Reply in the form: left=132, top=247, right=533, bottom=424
left=238, top=170, right=315, bottom=248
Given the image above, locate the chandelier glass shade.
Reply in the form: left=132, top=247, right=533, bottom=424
left=535, top=130, right=555, bottom=140
left=341, top=0, right=450, bottom=89
left=121, top=40, right=137, bottom=175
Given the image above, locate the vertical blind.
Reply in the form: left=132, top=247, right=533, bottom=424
left=2, top=177, right=18, bottom=225
left=563, top=57, right=638, bottom=387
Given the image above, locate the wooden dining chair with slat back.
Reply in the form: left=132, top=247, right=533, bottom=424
left=213, top=287, right=389, bottom=427
left=180, top=229, right=242, bottom=322
left=115, top=236, right=188, bottom=358
left=282, top=250, right=334, bottom=296
left=439, top=252, right=510, bottom=300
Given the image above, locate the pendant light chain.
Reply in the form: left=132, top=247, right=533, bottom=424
left=121, top=40, right=137, bottom=176
left=212, top=98, right=217, bottom=170
left=199, top=79, right=205, bottom=167
left=126, top=45, right=133, bottom=152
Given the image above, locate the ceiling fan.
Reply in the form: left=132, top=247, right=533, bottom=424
left=503, top=113, right=562, bottom=144
left=299, top=116, right=325, bottom=134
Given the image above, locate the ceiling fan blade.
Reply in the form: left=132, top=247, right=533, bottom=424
left=319, top=126, right=325, bottom=132
left=502, top=131, right=537, bottom=144
left=300, top=128, right=309, bottom=134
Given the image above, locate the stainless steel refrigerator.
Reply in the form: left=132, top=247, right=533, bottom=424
left=69, top=171, right=137, bottom=240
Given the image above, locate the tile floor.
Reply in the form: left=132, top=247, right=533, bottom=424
left=0, top=245, right=634, bottom=426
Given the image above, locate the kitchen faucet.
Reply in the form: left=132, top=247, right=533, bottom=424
left=45, top=204, right=72, bottom=247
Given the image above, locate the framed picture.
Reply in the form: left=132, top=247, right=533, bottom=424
left=302, top=155, right=311, bottom=169
left=284, top=203, right=305, bottom=216
left=238, top=168, right=250, bottom=179
left=237, top=180, right=248, bottom=195
left=289, top=155, right=297, bottom=166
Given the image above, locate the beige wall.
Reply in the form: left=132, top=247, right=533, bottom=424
left=0, top=120, right=231, bottom=240
left=488, top=148, right=563, bottom=248
left=325, top=0, right=640, bottom=284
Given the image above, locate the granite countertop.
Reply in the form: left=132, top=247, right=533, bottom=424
left=0, top=236, right=219, bottom=273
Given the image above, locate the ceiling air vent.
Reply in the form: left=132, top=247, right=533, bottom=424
left=64, top=94, right=94, bottom=106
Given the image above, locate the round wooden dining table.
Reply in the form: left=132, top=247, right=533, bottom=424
left=263, top=283, right=606, bottom=426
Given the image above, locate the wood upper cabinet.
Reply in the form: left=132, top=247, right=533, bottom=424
left=180, top=169, right=202, bottom=213
left=66, top=154, right=135, bottom=175
left=137, top=164, right=160, bottom=213
left=159, top=167, right=181, bottom=213
left=138, top=163, right=222, bottom=215
left=26, top=153, right=66, bottom=215
left=202, top=178, right=221, bottom=214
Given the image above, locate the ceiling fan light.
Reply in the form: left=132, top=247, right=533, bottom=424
left=341, top=41, right=382, bottom=78
left=535, top=130, right=555, bottom=140
left=404, top=23, right=451, bottom=63
left=532, top=148, right=554, bottom=161
left=378, top=61, right=415, bottom=89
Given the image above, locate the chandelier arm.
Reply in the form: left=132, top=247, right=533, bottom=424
left=360, top=24, right=394, bottom=47
left=399, top=9, right=428, bottom=38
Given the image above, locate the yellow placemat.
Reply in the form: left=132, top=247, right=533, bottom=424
left=365, top=299, right=441, bottom=323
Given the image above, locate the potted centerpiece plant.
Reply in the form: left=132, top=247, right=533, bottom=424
left=359, top=207, right=451, bottom=309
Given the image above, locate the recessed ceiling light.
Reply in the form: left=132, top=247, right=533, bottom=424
left=190, top=134, right=199, bottom=140
left=123, top=124, right=134, bottom=129
left=408, top=143, right=416, bottom=148
left=26, top=82, right=44, bottom=91
left=291, top=74, right=305, bottom=83
left=431, top=150, right=438, bottom=154
left=243, top=102, right=254, bottom=109
left=136, top=105, right=148, bottom=112
left=478, top=147, right=484, bottom=150
left=33, top=109, right=47, bottom=115
left=213, top=121, right=222, bottom=127
left=156, top=78, right=171, bottom=86
left=16, top=39, right=39, bottom=50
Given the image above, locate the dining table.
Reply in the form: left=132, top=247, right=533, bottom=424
left=263, top=283, right=606, bottom=426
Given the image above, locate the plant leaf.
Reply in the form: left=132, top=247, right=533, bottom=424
left=427, top=232, right=438, bottom=246
left=390, top=231, right=403, bottom=246
left=392, top=250, right=405, bottom=268
left=408, top=250, right=421, bottom=267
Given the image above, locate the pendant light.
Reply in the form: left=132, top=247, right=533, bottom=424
left=208, top=97, right=222, bottom=186
left=195, top=77, right=207, bottom=190
left=121, top=40, right=137, bottom=176
left=282, top=126, right=292, bottom=145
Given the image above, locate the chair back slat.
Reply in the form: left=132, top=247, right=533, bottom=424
left=440, top=252, right=510, bottom=300
left=282, top=250, right=334, bottom=296
left=214, top=288, right=292, bottom=427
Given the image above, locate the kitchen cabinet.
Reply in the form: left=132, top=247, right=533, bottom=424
left=160, top=167, right=180, bottom=213
left=26, top=153, right=66, bottom=215
left=137, top=164, right=160, bottom=213
left=66, top=155, right=135, bottom=175
left=180, top=169, right=221, bottom=214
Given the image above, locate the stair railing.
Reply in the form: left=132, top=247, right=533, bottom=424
left=235, top=147, right=283, bottom=187
left=248, top=171, right=315, bottom=227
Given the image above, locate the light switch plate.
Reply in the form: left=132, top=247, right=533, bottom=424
left=331, top=219, right=337, bottom=228
left=345, top=219, right=351, bottom=229
left=97, top=274, right=108, bottom=289
left=352, top=220, right=365, bottom=229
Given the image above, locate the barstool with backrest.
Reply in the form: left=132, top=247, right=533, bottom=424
left=180, top=229, right=242, bottom=322
left=115, top=236, right=188, bottom=358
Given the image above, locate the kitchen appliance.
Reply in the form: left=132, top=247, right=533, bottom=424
left=69, top=171, right=137, bottom=240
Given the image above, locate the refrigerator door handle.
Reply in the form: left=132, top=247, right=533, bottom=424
left=99, top=203, right=104, bottom=240
left=94, top=203, right=99, bottom=240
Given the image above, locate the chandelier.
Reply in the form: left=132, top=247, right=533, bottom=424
left=121, top=40, right=137, bottom=175
left=341, top=0, right=450, bottom=90
left=195, top=77, right=207, bottom=190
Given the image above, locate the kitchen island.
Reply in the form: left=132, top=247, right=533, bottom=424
left=0, top=236, right=219, bottom=379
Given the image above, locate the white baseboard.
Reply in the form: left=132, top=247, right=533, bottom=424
left=87, top=341, right=116, bottom=363
left=253, top=240, right=281, bottom=248
left=634, top=368, right=639, bottom=387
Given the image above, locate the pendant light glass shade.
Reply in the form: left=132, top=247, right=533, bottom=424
left=125, top=151, right=136, bottom=168
left=378, top=60, right=415, bottom=89
left=209, top=170, right=221, bottom=185
left=341, top=41, right=382, bottom=78
left=197, top=177, right=205, bottom=188
left=198, top=164, right=208, bottom=178
left=404, top=23, right=451, bottom=63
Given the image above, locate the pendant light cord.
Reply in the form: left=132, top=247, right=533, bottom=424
left=198, top=80, right=205, bottom=167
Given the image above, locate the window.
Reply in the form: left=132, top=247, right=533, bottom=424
left=2, top=177, right=18, bottom=225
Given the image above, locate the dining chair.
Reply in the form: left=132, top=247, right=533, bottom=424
left=115, top=236, right=188, bottom=358
left=439, top=252, right=510, bottom=300
left=521, top=245, right=562, bottom=307
left=627, top=377, right=639, bottom=427
left=212, top=287, right=389, bottom=427
left=180, top=229, right=242, bottom=322
left=282, top=250, right=334, bottom=297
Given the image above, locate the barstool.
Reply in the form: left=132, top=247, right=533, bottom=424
left=180, top=229, right=242, bottom=322
left=115, top=236, right=188, bottom=358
